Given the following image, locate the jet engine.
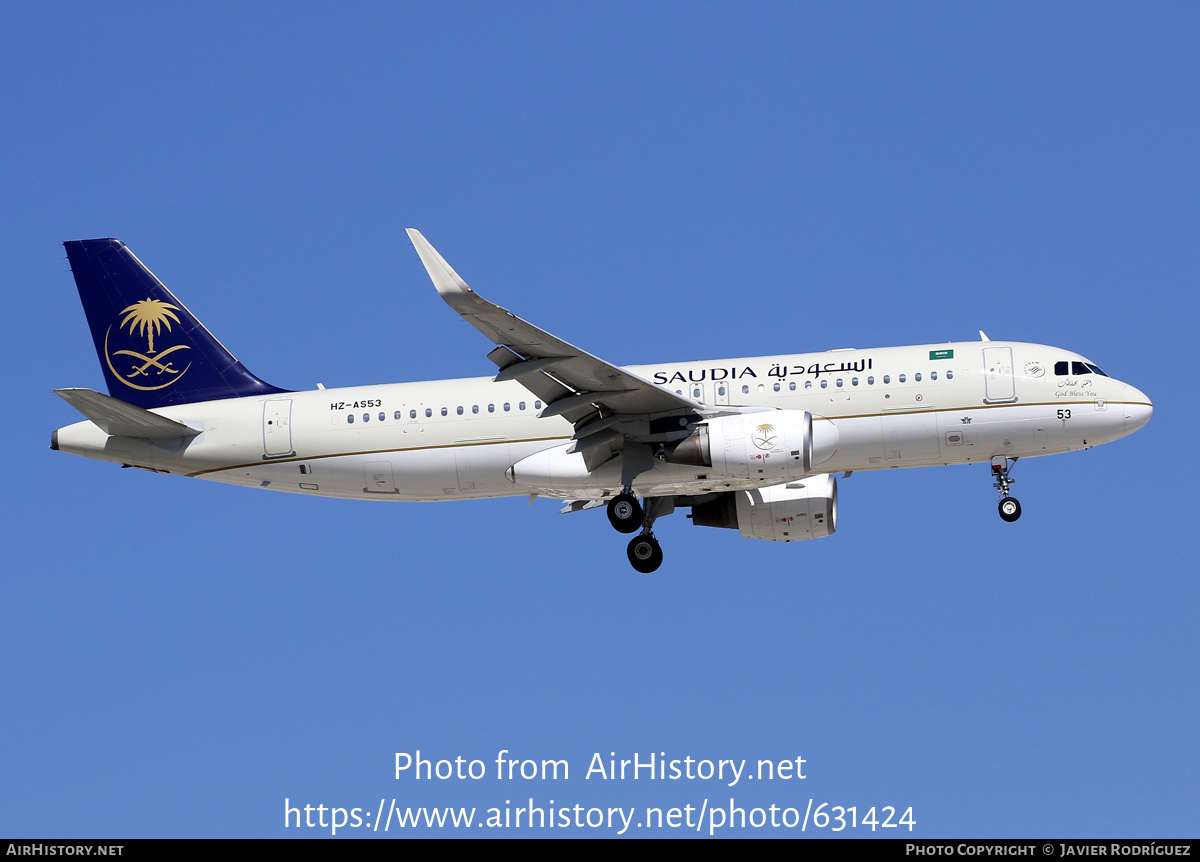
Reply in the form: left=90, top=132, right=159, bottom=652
left=689, top=474, right=838, bottom=542
left=663, top=410, right=814, bottom=482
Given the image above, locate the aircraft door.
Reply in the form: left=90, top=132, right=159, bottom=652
left=715, top=380, right=731, bottom=406
left=982, top=347, right=1017, bottom=404
left=690, top=383, right=706, bottom=404
left=364, top=460, right=396, bottom=493
left=454, top=446, right=475, bottom=492
left=881, top=409, right=941, bottom=462
left=263, top=399, right=293, bottom=457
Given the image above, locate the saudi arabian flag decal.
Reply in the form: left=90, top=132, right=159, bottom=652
left=929, top=349, right=954, bottom=360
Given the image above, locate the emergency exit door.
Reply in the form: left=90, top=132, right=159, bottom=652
left=982, top=347, right=1017, bottom=404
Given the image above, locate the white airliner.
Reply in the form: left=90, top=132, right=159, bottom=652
left=52, top=232, right=1152, bottom=571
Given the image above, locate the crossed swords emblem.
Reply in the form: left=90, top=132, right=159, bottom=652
left=113, top=344, right=190, bottom=378
left=752, top=424, right=778, bottom=450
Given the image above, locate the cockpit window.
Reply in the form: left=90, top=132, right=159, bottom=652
left=1057, top=359, right=1108, bottom=377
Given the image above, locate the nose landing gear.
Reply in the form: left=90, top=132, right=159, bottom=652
left=998, top=496, right=1022, bottom=522
left=991, top=456, right=1021, bottom=522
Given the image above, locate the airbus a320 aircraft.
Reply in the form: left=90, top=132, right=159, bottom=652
left=52, top=233, right=1152, bottom=572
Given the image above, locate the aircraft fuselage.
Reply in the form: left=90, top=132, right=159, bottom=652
left=54, top=340, right=1151, bottom=502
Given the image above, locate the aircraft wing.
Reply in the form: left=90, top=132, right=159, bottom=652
left=406, top=229, right=699, bottom=430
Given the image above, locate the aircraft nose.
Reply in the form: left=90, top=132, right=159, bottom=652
left=1121, top=384, right=1153, bottom=435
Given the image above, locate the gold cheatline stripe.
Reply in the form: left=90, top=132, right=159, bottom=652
left=187, top=399, right=1148, bottom=478
left=813, top=399, right=1147, bottom=422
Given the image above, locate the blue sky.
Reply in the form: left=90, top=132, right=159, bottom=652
left=2, top=2, right=1196, bottom=838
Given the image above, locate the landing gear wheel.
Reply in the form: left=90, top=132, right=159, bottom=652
left=607, top=494, right=643, bottom=534
left=998, top=497, right=1022, bottom=523
left=627, top=534, right=663, bottom=573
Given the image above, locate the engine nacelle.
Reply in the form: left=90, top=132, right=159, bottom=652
left=664, top=410, right=813, bottom=483
left=690, top=475, right=838, bottom=542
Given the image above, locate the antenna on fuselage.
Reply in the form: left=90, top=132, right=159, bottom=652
left=979, top=330, right=991, bottom=341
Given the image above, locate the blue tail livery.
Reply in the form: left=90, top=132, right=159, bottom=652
left=64, top=239, right=288, bottom=410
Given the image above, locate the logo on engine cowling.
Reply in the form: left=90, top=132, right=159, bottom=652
left=752, top=423, right=777, bottom=450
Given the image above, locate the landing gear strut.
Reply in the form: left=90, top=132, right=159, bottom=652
left=991, top=456, right=1021, bottom=523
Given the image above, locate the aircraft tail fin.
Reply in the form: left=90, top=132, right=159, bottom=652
left=63, top=239, right=289, bottom=409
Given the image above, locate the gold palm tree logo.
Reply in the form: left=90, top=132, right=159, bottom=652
left=752, top=423, right=777, bottom=450
left=120, top=298, right=181, bottom=354
left=103, top=297, right=192, bottom=391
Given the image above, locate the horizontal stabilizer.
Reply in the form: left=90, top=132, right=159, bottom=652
left=54, top=388, right=200, bottom=440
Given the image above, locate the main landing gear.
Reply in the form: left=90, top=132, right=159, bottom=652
left=608, top=489, right=668, bottom=573
left=606, top=493, right=643, bottom=533
left=991, top=456, right=1021, bottom=523
left=627, top=533, right=663, bottom=574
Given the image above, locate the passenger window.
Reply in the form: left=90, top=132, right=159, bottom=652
left=915, top=373, right=922, bottom=382
left=409, top=410, right=416, bottom=419
left=535, top=401, right=542, bottom=409
left=519, top=402, right=526, bottom=410
left=1055, top=361, right=1069, bottom=376
left=364, top=413, right=370, bottom=422
left=504, top=403, right=510, bottom=412
left=425, top=408, right=432, bottom=418
left=347, top=414, right=354, bottom=424
left=488, top=404, right=495, bottom=413
left=394, top=411, right=402, bottom=420
left=457, top=406, right=464, bottom=415
left=930, top=371, right=937, bottom=380
left=851, top=377, right=858, bottom=386
left=381, top=412, right=387, bottom=421
left=472, top=405, right=479, bottom=414
left=946, top=371, right=953, bottom=380
left=789, top=381, right=796, bottom=391
left=773, top=382, right=780, bottom=392
left=692, top=387, right=701, bottom=399
left=741, top=385, right=749, bottom=394
left=899, top=374, right=906, bottom=383
left=820, top=380, right=828, bottom=389
left=835, top=378, right=843, bottom=387
left=805, top=381, right=812, bottom=390
left=441, top=407, right=448, bottom=416
left=867, top=376, right=874, bottom=385
left=883, top=375, right=890, bottom=384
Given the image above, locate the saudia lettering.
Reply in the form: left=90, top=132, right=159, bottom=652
left=652, top=358, right=873, bottom=385
left=653, top=366, right=756, bottom=384
left=103, top=298, right=192, bottom=391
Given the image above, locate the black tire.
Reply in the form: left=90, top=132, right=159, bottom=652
left=627, top=534, right=663, bottom=573
left=998, top=496, right=1022, bottom=522
left=607, top=493, right=643, bottom=534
